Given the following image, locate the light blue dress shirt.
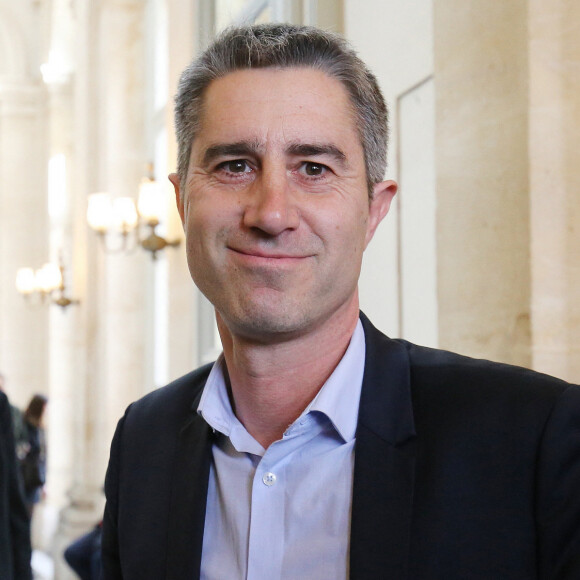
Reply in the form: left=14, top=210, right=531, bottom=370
left=198, top=320, right=366, bottom=580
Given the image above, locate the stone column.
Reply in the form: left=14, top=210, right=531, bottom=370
left=35, top=0, right=79, bottom=522
left=98, top=0, right=150, bottom=445
left=0, top=80, right=49, bottom=408
left=528, top=0, right=580, bottom=382
left=50, top=0, right=103, bottom=573
left=166, top=0, right=199, bottom=378
left=52, top=0, right=151, bottom=576
left=44, top=56, right=98, bottom=580
left=434, top=1, right=532, bottom=366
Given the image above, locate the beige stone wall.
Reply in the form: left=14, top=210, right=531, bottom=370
left=529, top=0, right=580, bottom=382
left=345, top=0, right=434, bottom=341
left=434, top=1, right=580, bottom=381
left=434, top=1, right=532, bottom=367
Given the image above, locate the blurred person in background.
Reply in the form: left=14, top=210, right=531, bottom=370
left=64, top=520, right=103, bottom=580
left=19, top=394, right=48, bottom=516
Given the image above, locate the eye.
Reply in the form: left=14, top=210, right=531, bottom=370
left=302, top=162, right=328, bottom=177
left=218, top=160, right=252, bottom=174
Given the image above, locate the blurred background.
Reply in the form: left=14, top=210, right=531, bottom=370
left=0, top=0, right=579, bottom=577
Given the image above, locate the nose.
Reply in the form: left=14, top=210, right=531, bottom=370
left=242, top=165, right=299, bottom=235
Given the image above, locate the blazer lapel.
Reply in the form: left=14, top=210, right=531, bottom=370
left=166, top=407, right=214, bottom=580
left=350, top=313, right=417, bottom=579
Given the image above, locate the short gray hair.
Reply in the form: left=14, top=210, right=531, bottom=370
left=174, top=23, right=389, bottom=195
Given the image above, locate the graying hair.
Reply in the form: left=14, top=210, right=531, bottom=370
left=174, top=23, right=389, bottom=195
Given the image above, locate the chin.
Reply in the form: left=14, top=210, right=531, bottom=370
left=224, top=303, right=312, bottom=342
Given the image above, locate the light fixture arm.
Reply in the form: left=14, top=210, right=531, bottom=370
left=16, top=255, right=79, bottom=310
left=94, top=229, right=139, bottom=255
left=138, top=222, right=181, bottom=260
left=51, top=262, right=80, bottom=309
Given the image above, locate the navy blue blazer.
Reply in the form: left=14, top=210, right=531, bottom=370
left=102, top=313, right=580, bottom=579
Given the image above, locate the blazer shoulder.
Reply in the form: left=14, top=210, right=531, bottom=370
left=404, top=338, right=570, bottom=384
left=122, top=362, right=214, bottom=428
left=360, top=310, right=574, bottom=392
left=392, top=338, right=580, bottom=419
left=359, top=310, right=576, bottom=402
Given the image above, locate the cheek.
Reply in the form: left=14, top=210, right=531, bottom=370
left=321, top=224, right=365, bottom=270
left=184, top=195, right=216, bottom=234
left=186, top=186, right=244, bottom=228
left=184, top=208, right=230, bottom=271
left=339, top=207, right=369, bottom=246
left=183, top=209, right=211, bottom=265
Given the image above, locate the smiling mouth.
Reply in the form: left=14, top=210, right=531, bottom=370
left=228, top=247, right=311, bottom=261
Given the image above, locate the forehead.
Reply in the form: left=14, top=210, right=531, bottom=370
left=195, top=67, right=361, bottom=154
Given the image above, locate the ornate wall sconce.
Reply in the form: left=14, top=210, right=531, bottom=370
left=15, top=257, right=79, bottom=309
left=87, top=166, right=180, bottom=260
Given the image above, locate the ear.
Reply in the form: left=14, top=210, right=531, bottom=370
left=168, top=173, right=185, bottom=224
left=364, top=179, right=398, bottom=248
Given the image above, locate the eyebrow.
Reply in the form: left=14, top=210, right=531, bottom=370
left=202, top=141, right=262, bottom=167
left=201, top=140, right=348, bottom=169
left=286, top=143, right=347, bottom=167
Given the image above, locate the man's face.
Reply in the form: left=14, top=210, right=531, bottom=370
left=172, top=67, right=395, bottom=342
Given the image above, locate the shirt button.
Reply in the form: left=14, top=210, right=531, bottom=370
left=262, top=472, right=277, bottom=487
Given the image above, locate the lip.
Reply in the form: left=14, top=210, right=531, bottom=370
left=228, top=247, right=311, bottom=262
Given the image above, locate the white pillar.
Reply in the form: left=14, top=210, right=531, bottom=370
left=529, top=0, right=580, bottom=382
left=166, top=0, right=199, bottom=378
left=0, top=81, right=49, bottom=407
left=50, top=0, right=104, bottom=573
left=434, top=1, right=532, bottom=366
left=98, top=0, right=151, bottom=450
left=48, top=0, right=146, bottom=573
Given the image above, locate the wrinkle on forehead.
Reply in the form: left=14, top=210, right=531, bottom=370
left=190, top=67, right=364, bottom=174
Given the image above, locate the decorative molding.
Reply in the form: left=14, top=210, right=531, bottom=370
left=0, top=80, right=46, bottom=115
left=0, top=11, right=28, bottom=78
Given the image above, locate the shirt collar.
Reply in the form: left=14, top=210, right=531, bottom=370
left=197, top=319, right=366, bottom=446
left=197, top=352, right=236, bottom=437
left=305, top=319, right=365, bottom=442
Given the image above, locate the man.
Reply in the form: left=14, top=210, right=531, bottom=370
left=0, top=388, right=33, bottom=580
left=102, top=24, right=580, bottom=579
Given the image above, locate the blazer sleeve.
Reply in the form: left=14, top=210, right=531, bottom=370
left=536, top=384, right=580, bottom=578
left=101, top=411, right=128, bottom=580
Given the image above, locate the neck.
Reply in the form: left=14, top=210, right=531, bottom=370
left=218, top=304, right=360, bottom=448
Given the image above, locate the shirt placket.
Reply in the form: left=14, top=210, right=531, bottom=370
left=246, top=448, right=285, bottom=580
left=244, top=417, right=325, bottom=580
